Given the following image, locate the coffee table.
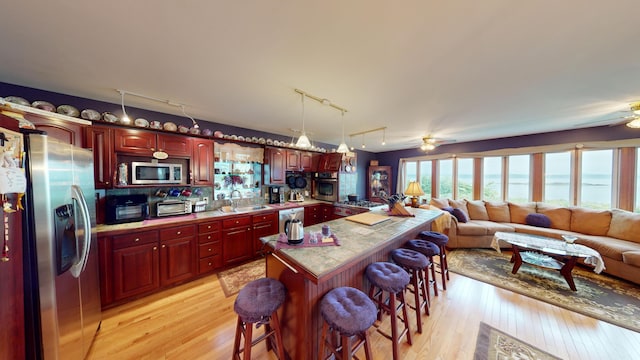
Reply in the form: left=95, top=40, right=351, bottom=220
left=491, top=232, right=605, bottom=291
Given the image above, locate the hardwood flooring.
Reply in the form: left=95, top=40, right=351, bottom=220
left=87, top=264, right=640, bottom=360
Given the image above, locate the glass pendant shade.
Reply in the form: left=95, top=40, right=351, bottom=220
left=296, top=133, right=311, bottom=148
left=336, top=142, right=349, bottom=153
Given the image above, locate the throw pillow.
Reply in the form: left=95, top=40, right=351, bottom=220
left=466, top=200, right=489, bottom=220
left=448, top=199, right=469, bottom=216
left=485, top=201, right=511, bottom=222
left=525, top=213, right=551, bottom=228
left=536, top=203, right=571, bottom=230
left=452, top=208, right=469, bottom=223
left=429, top=198, right=449, bottom=209
left=509, top=202, right=537, bottom=224
left=442, top=206, right=454, bottom=214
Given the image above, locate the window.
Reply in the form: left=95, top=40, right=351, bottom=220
left=544, top=151, right=571, bottom=206
left=637, top=148, right=640, bottom=212
left=483, top=157, right=502, bottom=201
left=419, top=160, right=432, bottom=200
left=404, top=161, right=417, bottom=193
left=507, top=155, right=530, bottom=202
left=438, top=159, right=453, bottom=199
left=579, top=150, right=613, bottom=209
left=457, top=158, right=473, bottom=199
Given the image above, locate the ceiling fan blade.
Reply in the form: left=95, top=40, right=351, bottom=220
left=573, top=115, right=637, bottom=128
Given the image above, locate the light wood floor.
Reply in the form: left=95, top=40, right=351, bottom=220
left=87, top=264, right=640, bottom=360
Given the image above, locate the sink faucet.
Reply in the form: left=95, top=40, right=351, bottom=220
left=230, top=189, right=242, bottom=211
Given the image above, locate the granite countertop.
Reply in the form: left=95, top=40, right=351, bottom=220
left=261, top=207, right=442, bottom=279
left=96, top=199, right=327, bottom=234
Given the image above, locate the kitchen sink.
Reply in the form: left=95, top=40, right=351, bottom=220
left=219, top=205, right=269, bottom=213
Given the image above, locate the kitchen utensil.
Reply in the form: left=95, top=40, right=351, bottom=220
left=284, top=214, right=304, bottom=245
left=287, top=175, right=297, bottom=188
left=169, top=188, right=181, bottom=197
left=348, top=194, right=359, bottom=202
left=295, top=176, right=307, bottom=189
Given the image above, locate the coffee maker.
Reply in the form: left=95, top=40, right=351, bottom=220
left=268, top=186, right=284, bottom=204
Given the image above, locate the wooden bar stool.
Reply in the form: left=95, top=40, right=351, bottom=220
left=405, top=239, right=440, bottom=298
left=232, top=278, right=286, bottom=360
left=390, top=248, right=430, bottom=333
left=418, top=231, right=450, bottom=290
left=365, top=262, right=412, bottom=360
left=319, top=287, right=377, bottom=360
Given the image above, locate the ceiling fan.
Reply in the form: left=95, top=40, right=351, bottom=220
left=575, top=102, right=640, bottom=129
left=420, top=135, right=456, bottom=151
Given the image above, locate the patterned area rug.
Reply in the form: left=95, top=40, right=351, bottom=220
left=217, top=259, right=266, bottom=297
left=474, top=322, right=562, bottom=360
left=448, top=249, right=640, bottom=332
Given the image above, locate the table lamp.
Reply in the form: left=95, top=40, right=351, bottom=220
left=404, top=181, right=424, bottom=208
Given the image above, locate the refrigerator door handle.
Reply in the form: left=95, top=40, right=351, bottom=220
left=69, top=185, right=92, bottom=278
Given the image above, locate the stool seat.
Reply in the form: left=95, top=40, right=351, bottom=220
left=320, top=287, right=377, bottom=336
left=419, top=231, right=449, bottom=247
left=365, top=262, right=410, bottom=293
left=234, top=278, right=285, bottom=323
left=391, top=248, right=428, bottom=269
left=406, top=239, right=440, bottom=257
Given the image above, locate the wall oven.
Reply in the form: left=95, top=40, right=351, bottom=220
left=313, top=172, right=338, bottom=202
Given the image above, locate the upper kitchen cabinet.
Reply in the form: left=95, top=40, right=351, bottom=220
left=84, top=125, right=115, bottom=189
left=192, top=138, right=214, bottom=185
left=265, top=147, right=286, bottom=184
left=114, top=128, right=192, bottom=158
left=317, top=153, right=343, bottom=172
left=286, top=150, right=314, bottom=172
left=31, top=117, right=84, bottom=146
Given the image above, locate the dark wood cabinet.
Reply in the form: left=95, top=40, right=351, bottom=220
left=368, top=166, right=392, bottom=202
left=287, top=150, right=314, bottom=172
left=31, top=117, right=84, bottom=146
left=222, top=216, right=253, bottom=265
left=305, top=204, right=336, bottom=225
left=84, top=125, right=115, bottom=189
left=159, top=225, right=197, bottom=286
left=266, top=147, right=286, bottom=184
left=252, top=212, right=278, bottom=256
left=192, top=138, right=214, bottom=185
left=114, top=128, right=192, bottom=157
left=318, top=153, right=343, bottom=172
left=197, top=221, right=222, bottom=274
left=111, top=231, right=160, bottom=301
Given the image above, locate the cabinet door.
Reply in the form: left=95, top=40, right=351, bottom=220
left=286, top=150, right=301, bottom=171
left=319, top=153, right=343, bottom=172
left=113, top=242, right=159, bottom=301
left=223, top=216, right=253, bottom=265
left=368, top=166, right=392, bottom=202
left=114, top=128, right=156, bottom=155
left=300, top=152, right=314, bottom=171
left=252, top=212, right=278, bottom=256
left=160, top=236, right=197, bottom=286
left=84, top=125, right=114, bottom=189
left=304, top=205, right=322, bottom=226
left=267, top=148, right=286, bottom=184
left=157, top=133, right=192, bottom=157
left=31, top=117, right=83, bottom=146
left=192, top=139, right=214, bottom=185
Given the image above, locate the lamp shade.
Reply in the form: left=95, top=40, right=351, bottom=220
left=296, top=133, right=311, bottom=148
left=404, top=181, right=425, bottom=197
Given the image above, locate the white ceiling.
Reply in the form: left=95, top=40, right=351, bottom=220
left=2, top=1, right=640, bottom=152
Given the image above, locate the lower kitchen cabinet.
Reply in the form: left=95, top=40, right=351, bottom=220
left=198, top=220, right=222, bottom=274
left=305, top=204, right=336, bottom=225
left=222, top=216, right=253, bottom=265
left=111, top=231, right=160, bottom=302
left=159, top=225, right=197, bottom=286
left=252, top=212, right=278, bottom=256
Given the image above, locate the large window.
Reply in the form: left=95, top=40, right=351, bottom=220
left=457, top=158, right=473, bottom=199
left=544, top=152, right=571, bottom=206
left=483, top=157, right=502, bottom=201
left=404, top=161, right=417, bottom=194
left=580, top=150, right=613, bottom=209
left=637, top=148, right=640, bottom=212
left=419, top=160, right=432, bottom=200
left=438, top=159, right=453, bottom=199
left=507, top=155, right=530, bottom=202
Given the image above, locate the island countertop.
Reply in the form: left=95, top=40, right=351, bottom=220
left=262, top=207, right=443, bottom=282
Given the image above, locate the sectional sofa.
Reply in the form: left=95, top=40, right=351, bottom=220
left=422, top=199, right=640, bottom=285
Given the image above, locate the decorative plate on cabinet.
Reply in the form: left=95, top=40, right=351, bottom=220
left=102, top=112, right=118, bottom=123
left=57, top=105, right=80, bottom=117
left=31, top=100, right=56, bottom=112
left=81, top=109, right=101, bottom=120
left=134, top=118, right=150, bottom=127
left=5, top=96, right=30, bottom=106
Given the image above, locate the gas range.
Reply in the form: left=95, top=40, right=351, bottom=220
left=334, top=200, right=387, bottom=217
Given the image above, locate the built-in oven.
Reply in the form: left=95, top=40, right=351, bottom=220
left=313, top=172, right=338, bottom=202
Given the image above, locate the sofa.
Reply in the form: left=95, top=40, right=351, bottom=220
left=422, top=199, right=640, bottom=285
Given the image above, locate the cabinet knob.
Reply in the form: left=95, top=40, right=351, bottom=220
left=134, top=238, right=140, bottom=242
left=207, top=225, right=211, bottom=229
left=151, top=147, right=155, bottom=151
left=162, top=244, right=166, bottom=248
left=153, top=246, right=157, bottom=250
left=208, top=248, right=212, bottom=252
left=208, top=262, right=212, bottom=266
left=207, top=235, right=211, bottom=239
left=235, top=220, right=239, bottom=224
left=177, top=231, right=181, bottom=235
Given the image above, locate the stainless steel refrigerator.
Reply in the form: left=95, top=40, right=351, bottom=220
left=22, top=130, right=101, bottom=360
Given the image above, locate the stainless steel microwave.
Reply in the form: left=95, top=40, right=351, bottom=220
left=131, top=161, right=183, bottom=185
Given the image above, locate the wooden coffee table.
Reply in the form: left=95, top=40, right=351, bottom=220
left=491, top=232, right=604, bottom=291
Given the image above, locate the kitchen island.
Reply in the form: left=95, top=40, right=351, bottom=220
left=261, top=207, right=442, bottom=360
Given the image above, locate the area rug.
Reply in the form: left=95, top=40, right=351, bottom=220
left=474, top=322, right=562, bottom=360
left=448, top=249, right=640, bottom=332
left=217, top=259, right=265, bottom=297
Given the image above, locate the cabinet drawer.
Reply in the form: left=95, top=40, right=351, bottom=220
left=198, top=232, right=220, bottom=244
left=198, top=221, right=220, bottom=233
left=199, top=255, right=222, bottom=274
left=159, top=225, right=195, bottom=240
left=198, top=242, right=222, bottom=258
left=252, top=212, right=277, bottom=224
left=112, top=231, right=158, bottom=250
left=223, top=216, right=251, bottom=228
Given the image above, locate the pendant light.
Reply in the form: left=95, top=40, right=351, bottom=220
left=336, top=110, right=349, bottom=153
left=296, top=93, right=311, bottom=148
left=119, top=90, right=131, bottom=125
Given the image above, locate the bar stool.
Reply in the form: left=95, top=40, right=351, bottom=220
left=232, top=278, right=286, bottom=360
left=390, top=248, right=430, bottom=333
left=418, top=231, right=450, bottom=290
left=405, top=239, right=440, bottom=298
left=319, top=287, right=377, bottom=360
left=365, top=262, right=412, bottom=360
